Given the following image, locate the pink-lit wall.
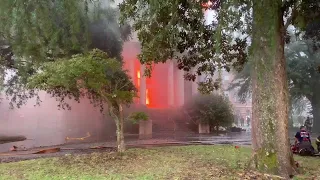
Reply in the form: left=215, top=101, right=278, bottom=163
left=0, top=41, right=194, bottom=151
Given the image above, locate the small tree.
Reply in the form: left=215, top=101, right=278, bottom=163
left=27, top=49, right=147, bottom=153
left=184, top=94, right=234, bottom=131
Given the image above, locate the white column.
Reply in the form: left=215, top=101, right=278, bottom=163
left=140, top=64, right=146, bottom=105
left=176, top=68, right=185, bottom=107
left=168, top=61, right=174, bottom=107
left=129, top=59, right=135, bottom=80
left=139, top=64, right=152, bottom=139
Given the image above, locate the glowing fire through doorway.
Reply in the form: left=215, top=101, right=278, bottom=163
left=137, top=70, right=140, bottom=88
left=137, top=70, right=140, bottom=79
left=136, top=70, right=150, bottom=105
left=146, top=89, right=150, bottom=105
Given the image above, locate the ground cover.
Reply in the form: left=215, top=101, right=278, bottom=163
left=0, top=145, right=318, bottom=180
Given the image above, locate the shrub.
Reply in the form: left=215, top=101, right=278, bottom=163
left=184, top=93, right=234, bottom=131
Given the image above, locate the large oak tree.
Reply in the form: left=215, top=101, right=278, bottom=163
left=119, top=0, right=318, bottom=177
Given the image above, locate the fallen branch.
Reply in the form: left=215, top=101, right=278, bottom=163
left=65, top=132, right=91, bottom=141
left=0, top=148, right=61, bottom=156
left=32, top=148, right=60, bottom=154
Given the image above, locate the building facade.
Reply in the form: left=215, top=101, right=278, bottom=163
left=220, top=70, right=252, bottom=127
left=121, top=40, right=252, bottom=136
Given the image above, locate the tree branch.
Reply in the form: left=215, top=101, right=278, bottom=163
left=282, top=0, right=298, bottom=30
left=284, top=12, right=296, bottom=30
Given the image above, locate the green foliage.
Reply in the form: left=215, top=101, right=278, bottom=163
left=256, top=149, right=278, bottom=173
left=287, top=0, right=320, bottom=51
left=286, top=40, right=320, bottom=101
left=229, top=38, right=320, bottom=104
left=0, top=0, right=131, bottom=64
left=27, top=49, right=136, bottom=111
left=228, top=38, right=319, bottom=128
left=184, top=93, right=234, bottom=128
left=293, top=0, right=320, bottom=31
left=1, top=145, right=319, bottom=179
left=0, top=0, right=132, bottom=108
left=27, top=49, right=147, bottom=152
left=0, top=146, right=253, bottom=179
left=127, top=112, right=149, bottom=124
left=119, top=0, right=248, bottom=92
left=119, top=0, right=319, bottom=94
left=0, top=0, right=90, bottom=62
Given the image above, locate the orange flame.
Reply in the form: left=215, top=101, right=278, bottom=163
left=146, top=89, right=150, bottom=105
left=137, top=70, right=140, bottom=79
left=201, top=0, right=213, bottom=8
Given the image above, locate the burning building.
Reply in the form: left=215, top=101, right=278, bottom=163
left=121, top=40, right=202, bottom=137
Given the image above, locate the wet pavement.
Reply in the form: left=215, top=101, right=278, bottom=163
left=181, top=132, right=252, bottom=145
left=0, top=130, right=307, bottom=163
left=2, top=135, right=251, bottom=163
left=0, top=137, right=216, bottom=163
left=1, top=130, right=303, bottom=153
left=0, top=131, right=252, bottom=153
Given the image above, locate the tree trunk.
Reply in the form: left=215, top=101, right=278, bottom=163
left=116, top=104, right=125, bottom=153
left=288, top=100, right=293, bottom=129
left=251, top=0, right=296, bottom=177
left=311, top=96, right=320, bottom=133
left=312, top=108, right=320, bottom=132
left=109, top=105, right=125, bottom=153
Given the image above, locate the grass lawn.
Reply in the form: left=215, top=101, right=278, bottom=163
left=0, top=145, right=319, bottom=180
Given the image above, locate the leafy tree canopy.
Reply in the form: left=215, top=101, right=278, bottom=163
left=229, top=37, right=320, bottom=103
left=228, top=0, right=320, bottom=104
left=119, top=0, right=319, bottom=92
left=286, top=40, right=320, bottom=102
left=0, top=0, right=90, bottom=63
left=228, top=38, right=320, bottom=128
left=27, top=49, right=147, bottom=152
left=120, top=0, right=248, bottom=87
left=0, top=0, right=131, bottom=107
left=27, top=49, right=136, bottom=111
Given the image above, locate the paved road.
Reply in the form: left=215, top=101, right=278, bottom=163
left=0, top=130, right=308, bottom=154
left=0, top=131, right=313, bottom=163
